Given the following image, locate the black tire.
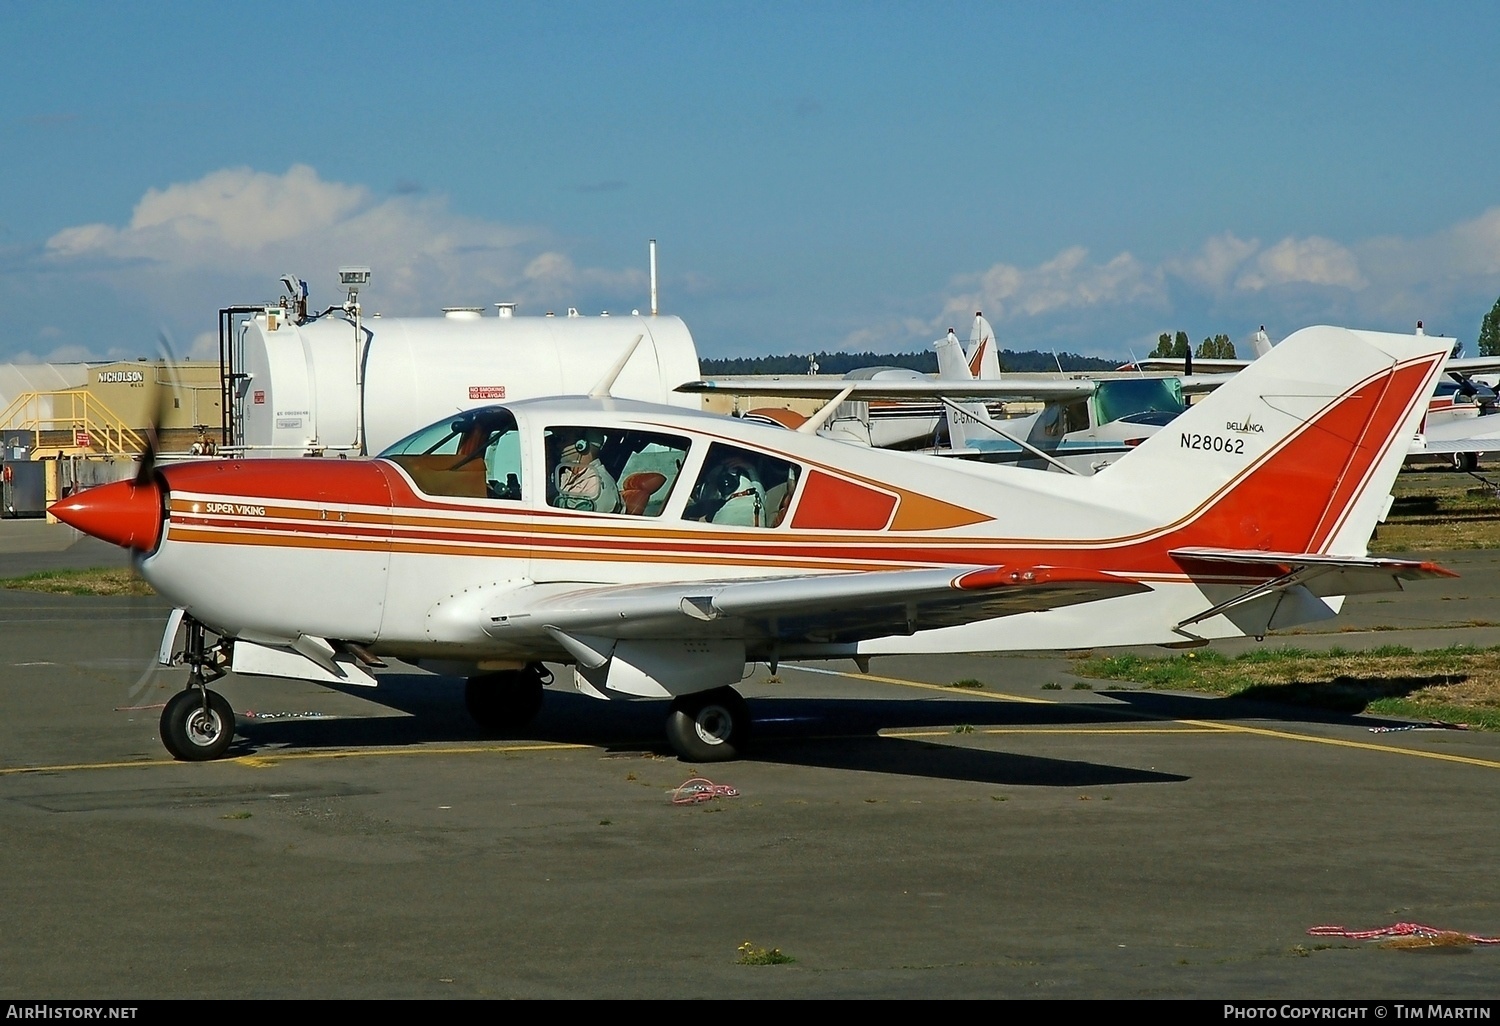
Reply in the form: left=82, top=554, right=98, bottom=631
left=1453, top=452, right=1480, bottom=472
left=160, top=688, right=235, bottom=761
left=666, top=687, right=750, bottom=762
left=464, top=669, right=545, bottom=731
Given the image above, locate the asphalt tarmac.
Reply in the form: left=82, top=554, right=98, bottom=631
left=1, top=520, right=1498, bottom=999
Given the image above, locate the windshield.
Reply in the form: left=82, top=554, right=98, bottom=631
left=379, top=406, right=523, bottom=501
left=1094, top=378, right=1185, bottom=424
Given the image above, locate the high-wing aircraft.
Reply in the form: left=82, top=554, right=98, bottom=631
left=689, top=324, right=1214, bottom=476
left=704, top=313, right=1008, bottom=448
left=1139, top=326, right=1500, bottom=471
left=52, top=325, right=1455, bottom=764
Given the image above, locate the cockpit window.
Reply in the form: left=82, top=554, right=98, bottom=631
left=687, top=443, right=801, bottom=528
left=1094, top=378, right=1185, bottom=425
left=380, top=406, right=523, bottom=500
left=545, top=426, right=690, bottom=516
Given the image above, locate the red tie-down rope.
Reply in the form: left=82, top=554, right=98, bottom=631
left=1308, top=922, right=1500, bottom=944
left=671, top=778, right=740, bottom=804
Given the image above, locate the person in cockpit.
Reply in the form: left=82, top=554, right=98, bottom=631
left=552, top=429, right=621, bottom=513
left=700, top=453, right=766, bottom=526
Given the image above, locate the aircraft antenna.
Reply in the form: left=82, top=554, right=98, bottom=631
left=1052, top=349, right=1065, bottom=376
left=589, top=334, right=645, bottom=398
left=649, top=239, right=659, bottom=316
left=1127, top=348, right=1144, bottom=377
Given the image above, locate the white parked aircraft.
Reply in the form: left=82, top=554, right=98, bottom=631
left=690, top=319, right=1213, bottom=476
left=1141, top=326, right=1500, bottom=471
left=705, top=313, right=1009, bottom=448
left=52, top=325, right=1453, bottom=763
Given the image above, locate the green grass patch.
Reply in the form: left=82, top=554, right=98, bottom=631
left=1075, top=644, right=1500, bottom=730
left=2, top=567, right=155, bottom=597
left=737, top=942, right=795, bottom=966
left=1370, top=474, right=1500, bottom=552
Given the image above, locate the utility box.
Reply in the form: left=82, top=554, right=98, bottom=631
left=1, top=460, right=46, bottom=517
left=1, top=430, right=33, bottom=461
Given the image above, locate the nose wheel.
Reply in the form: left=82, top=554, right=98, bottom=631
left=160, top=688, right=235, bottom=761
left=666, top=687, right=750, bottom=762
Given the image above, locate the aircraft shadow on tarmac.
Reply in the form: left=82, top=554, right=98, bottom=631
left=227, top=673, right=1201, bottom=786
left=1094, top=682, right=1468, bottom=730
left=222, top=666, right=1470, bottom=784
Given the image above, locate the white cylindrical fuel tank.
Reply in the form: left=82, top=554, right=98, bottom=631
left=235, top=311, right=701, bottom=455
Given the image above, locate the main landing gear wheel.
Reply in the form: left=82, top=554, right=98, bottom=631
left=1452, top=451, right=1480, bottom=472
left=464, top=667, right=546, bottom=732
left=160, top=688, right=235, bottom=761
left=666, top=687, right=750, bottom=763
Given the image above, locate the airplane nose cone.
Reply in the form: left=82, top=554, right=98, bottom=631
left=48, top=477, right=163, bottom=551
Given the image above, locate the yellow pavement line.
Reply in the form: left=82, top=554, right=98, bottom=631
left=232, top=741, right=592, bottom=767
left=888, top=727, right=1222, bottom=739
left=0, top=758, right=175, bottom=775
left=792, top=665, right=1500, bottom=772
left=786, top=665, right=1055, bottom=704
left=0, top=740, right=593, bottom=776
left=1174, top=718, right=1500, bottom=771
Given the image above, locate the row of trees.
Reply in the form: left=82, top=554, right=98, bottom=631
left=1479, top=296, right=1500, bottom=356
left=699, top=348, right=1119, bottom=376
left=1148, top=331, right=1237, bottom=360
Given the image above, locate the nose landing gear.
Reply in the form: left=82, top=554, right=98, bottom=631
left=159, top=616, right=236, bottom=761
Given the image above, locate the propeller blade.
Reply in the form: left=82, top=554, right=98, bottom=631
left=134, top=329, right=183, bottom=485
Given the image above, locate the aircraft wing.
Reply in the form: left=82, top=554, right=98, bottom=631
left=1135, top=358, right=1253, bottom=374
left=1411, top=415, right=1500, bottom=454
left=1445, top=356, right=1500, bottom=376
left=677, top=377, right=1096, bottom=402
left=511, top=565, right=1147, bottom=647
left=1177, top=373, right=1237, bottom=395
left=1412, top=436, right=1500, bottom=454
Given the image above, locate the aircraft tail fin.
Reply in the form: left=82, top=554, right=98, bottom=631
left=1250, top=325, right=1274, bottom=359
left=966, top=313, right=1002, bottom=380
left=1097, top=325, right=1449, bottom=557
left=935, top=329, right=993, bottom=450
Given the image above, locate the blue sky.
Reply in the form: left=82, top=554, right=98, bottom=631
left=4, top=1, right=1500, bottom=364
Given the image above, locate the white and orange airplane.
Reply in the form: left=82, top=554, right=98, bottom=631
left=52, top=324, right=1456, bottom=764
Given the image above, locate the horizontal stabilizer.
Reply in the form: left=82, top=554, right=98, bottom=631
left=1169, top=547, right=1456, bottom=631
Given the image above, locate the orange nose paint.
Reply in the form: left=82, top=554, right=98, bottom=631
left=48, top=478, right=163, bottom=551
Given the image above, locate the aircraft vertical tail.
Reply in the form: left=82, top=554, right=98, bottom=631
left=1097, top=325, right=1449, bottom=557
left=1249, top=325, right=1273, bottom=358
left=935, top=329, right=995, bottom=451
left=966, top=313, right=1002, bottom=380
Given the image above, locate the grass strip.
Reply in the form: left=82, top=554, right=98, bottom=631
left=1075, top=645, right=1500, bottom=730
left=1, top=567, right=156, bottom=597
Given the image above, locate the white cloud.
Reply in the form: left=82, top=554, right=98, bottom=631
left=942, top=246, right=1166, bottom=327
left=920, top=211, right=1500, bottom=356
left=39, top=165, right=644, bottom=343
left=1165, top=233, right=1260, bottom=293
left=837, top=316, right=948, bottom=353
left=1235, top=236, right=1365, bottom=292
